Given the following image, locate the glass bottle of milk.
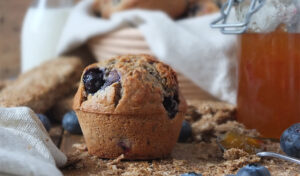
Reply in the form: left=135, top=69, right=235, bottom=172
left=21, top=0, right=74, bottom=72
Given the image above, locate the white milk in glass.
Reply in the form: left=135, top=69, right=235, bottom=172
left=21, top=7, right=71, bottom=72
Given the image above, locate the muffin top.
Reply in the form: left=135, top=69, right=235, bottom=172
left=73, top=54, right=187, bottom=118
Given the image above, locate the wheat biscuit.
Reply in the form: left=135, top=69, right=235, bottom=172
left=0, top=57, right=84, bottom=113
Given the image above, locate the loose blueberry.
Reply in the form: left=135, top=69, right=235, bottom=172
left=236, top=164, right=271, bottom=176
left=83, top=68, right=105, bottom=94
left=181, top=172, right=202, bottom=176
left=280, top=123, right=300, bottom=158
left=36, top=114, right=51, bottom=131
left=178, top=120, right=192, bottom=143
left=62, top=111, right=82, bottom=134
left=163, top=93, right=179, bottom=119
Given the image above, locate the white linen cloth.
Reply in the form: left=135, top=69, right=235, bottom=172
left=0, top=107, right=67, bottom=176
left=57, top=0, right=238, bottom=104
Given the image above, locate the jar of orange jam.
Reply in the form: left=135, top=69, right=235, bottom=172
left=212, top=0, right=300, bottom=138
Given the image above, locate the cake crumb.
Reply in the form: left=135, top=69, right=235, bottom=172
left=221, top=155, right=261, bottom=172
left=223, top=148, right=249, bottom=160
left=62, top=100, right=300, bottom=176
left=107, top=154, right=125, bottom=166
left=73, top=143, right=88, bottom=151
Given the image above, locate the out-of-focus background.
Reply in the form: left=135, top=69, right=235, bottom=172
left=0, top=0, right=31, bottom=79
left=0, top=0, right=224, bottom=101
left=1, top=1, right=300, bottom=175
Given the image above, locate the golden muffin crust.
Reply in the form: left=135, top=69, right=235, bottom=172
left=74, top=54, right=187, bottom=117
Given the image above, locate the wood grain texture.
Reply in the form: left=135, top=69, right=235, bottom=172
left=60, top=131, right=85, bottom=155
left=0, top=0, right=31, bottom=79
left=49, top=125, right=64, bottom=147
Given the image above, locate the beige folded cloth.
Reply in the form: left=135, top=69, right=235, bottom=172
left=0, top=107, right=67, bottom=176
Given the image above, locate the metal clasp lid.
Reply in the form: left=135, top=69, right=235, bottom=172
left=211, top=0, right=266, bottom=34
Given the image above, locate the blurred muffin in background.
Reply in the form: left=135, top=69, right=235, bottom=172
left=187, top=0, right=220, bottom=17
left=215, top=0, right=227, bottom=8
left=93, top=0, right=188, bottom=19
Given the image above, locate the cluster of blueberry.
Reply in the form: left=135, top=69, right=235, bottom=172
left=36, top=110, right=82, bottom=134
left=83, top=67, right=181, bottom=119
left=83, top=68, right=120, bottom=95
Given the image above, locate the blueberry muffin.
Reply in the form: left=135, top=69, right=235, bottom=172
left=187, top=0, right=219, bottom=17
left=93, top=0, right=188, bottom=19
left=73, top=54, right=187, bottom=159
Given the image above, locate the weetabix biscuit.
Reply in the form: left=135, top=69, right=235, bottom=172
left=0, top=57, right=84, bottom=113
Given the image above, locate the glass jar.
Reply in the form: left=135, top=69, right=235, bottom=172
left=212, top=0, right=300, bottom=138
left=21, top=0, right=74, bottom=72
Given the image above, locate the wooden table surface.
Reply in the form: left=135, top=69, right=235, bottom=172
left=0, top=0, right=32, bottom=79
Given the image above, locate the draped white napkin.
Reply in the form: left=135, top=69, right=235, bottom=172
left=0, top=107, right=67, bottom=176
left=57, top=0, right=238, bottom=104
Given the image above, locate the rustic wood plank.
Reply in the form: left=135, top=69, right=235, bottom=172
left=49, top=125, right=64, bottom=147
left=60, top=131, right=84, bottom=155
left=0, top=0, right=31, bottom=79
